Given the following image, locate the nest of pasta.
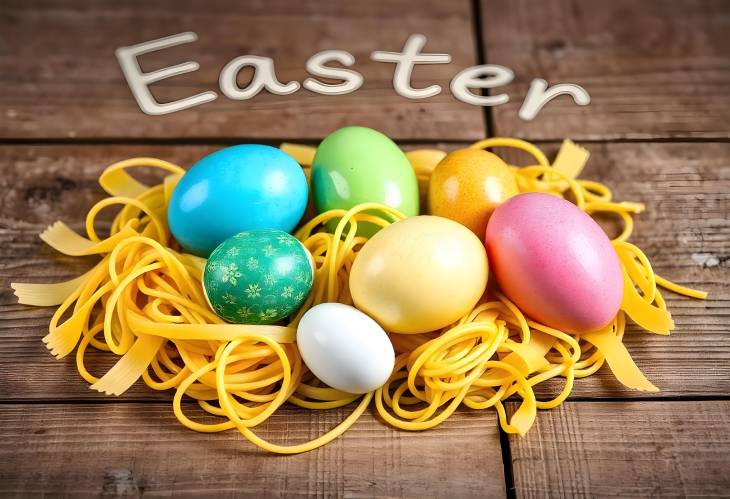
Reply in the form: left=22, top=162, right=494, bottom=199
left=12, top=138, right=705, bottom=454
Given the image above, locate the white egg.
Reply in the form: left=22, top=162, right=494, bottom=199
left=296, top=303, right=395, bottom=394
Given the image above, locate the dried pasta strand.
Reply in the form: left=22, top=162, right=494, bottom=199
left=12, top=269, right=94, bottom=306
left=551, top=139, right=590, bottom=181
left=13, top=136, right=706, bottom=453
left=91, top=334, right=165, bottom=395
left=583, top=328, right=658, bottom=392
left=280, top=143, right=316, bottom=166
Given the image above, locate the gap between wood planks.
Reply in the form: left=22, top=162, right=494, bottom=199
left=2, top=394, right=729, bottom=406
left=469, top=0, right=495, bottom=138
left=496, top=395, right=730, bottom=499
left=2, top=137, right=730, bottom=147
left=499, top=426, right=517, bottom=499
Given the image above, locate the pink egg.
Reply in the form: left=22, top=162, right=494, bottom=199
left=485, top=192, right=622, bottom=332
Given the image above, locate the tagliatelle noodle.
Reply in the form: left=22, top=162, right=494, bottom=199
left=12, top=138, right=706, bottom=452
left=11, top=158, right=404, bottom=453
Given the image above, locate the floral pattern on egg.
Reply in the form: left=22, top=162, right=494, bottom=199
left=203, top=229, right=314, bottom=324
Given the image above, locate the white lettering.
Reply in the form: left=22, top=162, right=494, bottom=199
left=371, top=34, right=451, bottom=99
left=115, top=32, right=217, bottom=116
left=304, top=50, right=364, bottom=95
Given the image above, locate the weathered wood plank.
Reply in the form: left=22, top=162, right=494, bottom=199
left=0, top=0, right=484, bottom=140
left=481, top=0, right=730, bottom=139
left=0, top=402, right=505, bottom=497
left=0, top=145, right=216, bottom=401
left=0, top=142, right=727, bottom=402
left=506, top=401, right=730, bottom=498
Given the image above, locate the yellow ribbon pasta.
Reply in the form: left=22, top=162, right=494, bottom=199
left=12, top=138, right=705, bottom=453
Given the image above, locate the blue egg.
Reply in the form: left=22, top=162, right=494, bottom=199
left=168, top=144, right=308, bottom=257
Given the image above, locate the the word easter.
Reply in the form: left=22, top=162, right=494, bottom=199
left=116, top=32, right=590, bottom=120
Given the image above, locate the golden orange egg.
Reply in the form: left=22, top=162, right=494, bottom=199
left=428, top=148, right=519, bottom=237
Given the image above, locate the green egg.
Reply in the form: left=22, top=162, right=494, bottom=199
left=311, top=126, right=419, bottom=235
left=203, top=229, right=313, bottom=324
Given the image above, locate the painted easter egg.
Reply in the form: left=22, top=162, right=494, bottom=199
left=297, top=303, right=395, bottom=394
left=203, top=229, right=313, bottom=324
left=168, top=144, right=308, bottom=257
left=428, top=148, right=518, bottom=237
left=485, top=192, right=623, bottom=332
left=349, top=215, right=488, bottom=334
left=311, top=126, right=419, bottom=235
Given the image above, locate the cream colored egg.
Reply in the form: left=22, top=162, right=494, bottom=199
left=349, top=215, right=488, bottom=334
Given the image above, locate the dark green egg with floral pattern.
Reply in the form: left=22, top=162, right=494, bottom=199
left=203, top=229, right=314, bottom=324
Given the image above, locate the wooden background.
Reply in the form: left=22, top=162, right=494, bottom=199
left=1, top=0, right=729, bottom=497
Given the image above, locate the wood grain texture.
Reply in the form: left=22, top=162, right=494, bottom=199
left=0, top=141, right=728, bottom=402
left=481, top=0, right=730, bottom=140
left=0, top=402, right=505, bottom=497
left=507, top=400, right=730, bottom=498
left=0, top=0, right=484, bottom=140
